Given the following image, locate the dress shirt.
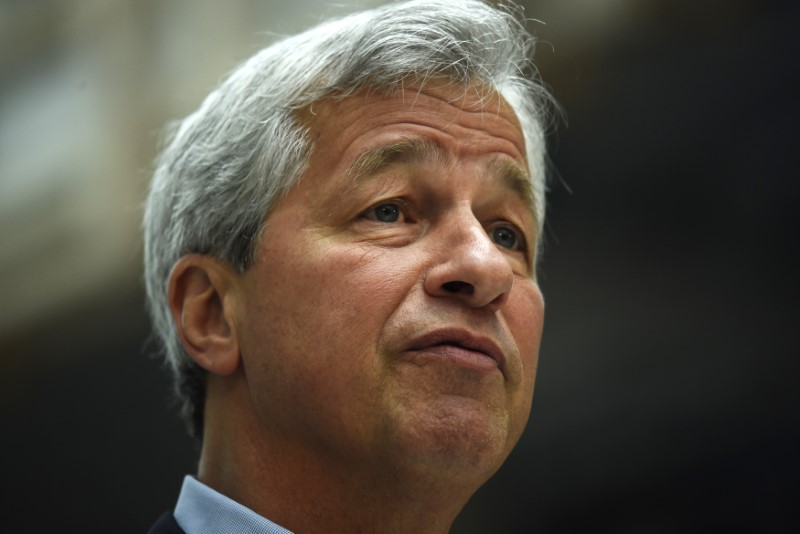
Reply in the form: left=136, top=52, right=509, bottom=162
left=174, top=475, right=294, bottom=534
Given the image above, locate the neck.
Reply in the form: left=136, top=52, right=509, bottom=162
left=197, top=373, right=484, bottom=534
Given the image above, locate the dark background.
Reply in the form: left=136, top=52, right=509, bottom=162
left=1, top=1, right=797, bottom=532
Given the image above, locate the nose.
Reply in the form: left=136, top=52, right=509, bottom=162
left=423, top=213, right=514, bottom=311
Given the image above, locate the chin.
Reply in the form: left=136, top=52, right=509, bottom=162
left=387, top=395, right=517, bottom=483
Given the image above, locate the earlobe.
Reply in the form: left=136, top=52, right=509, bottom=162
left=167, top=254, right=241, bottom=376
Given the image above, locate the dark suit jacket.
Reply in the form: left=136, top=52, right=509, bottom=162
left=148, top=512, right=185, bottom=534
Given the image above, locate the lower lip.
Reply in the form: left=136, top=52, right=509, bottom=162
left=408, top=344, right=499, bottom=373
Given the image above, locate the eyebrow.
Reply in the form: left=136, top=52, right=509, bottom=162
left=486, top=157, right=537, bottom=226
left=346, top=136, right=538, bottom=226
left=347, top=137, right=446, bottom=183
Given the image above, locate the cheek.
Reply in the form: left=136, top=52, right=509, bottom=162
left=237, top=240, right=423, bottom=443
left=244, top=240, right=419, bottom=372
left=514, top=281, right=544, bottom=344
left=312, top=244, right=417, bottom=332
left=500, top=283, right=544, bottom=444
left=506, top=281, right=545, bottom=390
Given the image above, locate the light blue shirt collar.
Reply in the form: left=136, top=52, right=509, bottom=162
left=174, top=475, right=294, bottom=534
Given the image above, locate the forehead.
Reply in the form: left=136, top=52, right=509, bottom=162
left=298, top=81, right=531, bottom=195
left=300, top=82, right=527, bottom=167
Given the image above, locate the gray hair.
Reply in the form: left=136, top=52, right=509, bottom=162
left=143, top=0, right=555, bottom=438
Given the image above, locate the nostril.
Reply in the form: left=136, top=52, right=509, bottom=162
left=442, top=281, right=474, bottom=295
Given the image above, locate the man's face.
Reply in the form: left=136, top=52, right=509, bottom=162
left=232, top=82, right=544, bottom=483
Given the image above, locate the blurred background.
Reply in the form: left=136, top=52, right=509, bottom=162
left=1, top=0, right=797, bottom=532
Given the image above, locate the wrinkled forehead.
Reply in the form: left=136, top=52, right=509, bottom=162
left=297, top=79, right=529, bottom=173
left=291, top=79, right=535, bottom=215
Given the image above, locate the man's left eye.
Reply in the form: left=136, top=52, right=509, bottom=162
left=490, top=225, right=524, bottom=250
left=364, top=203, right=402, bottom=223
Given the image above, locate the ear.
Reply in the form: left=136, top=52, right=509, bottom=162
left=167, top=254, right=241, bottom=376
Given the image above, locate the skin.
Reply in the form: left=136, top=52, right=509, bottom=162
left=169, top=81, right=545, bottom=533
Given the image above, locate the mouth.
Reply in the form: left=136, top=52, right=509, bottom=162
left=403, top=328, right=507, bottom=375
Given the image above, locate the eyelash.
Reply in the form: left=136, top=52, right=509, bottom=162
left=361, top=201, right=527, bottom=253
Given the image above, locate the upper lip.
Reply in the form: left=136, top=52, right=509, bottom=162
left=403, top=327, right=507, bottom=373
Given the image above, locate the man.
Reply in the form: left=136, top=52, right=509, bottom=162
left=144, top=1, right=553, bottom=532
